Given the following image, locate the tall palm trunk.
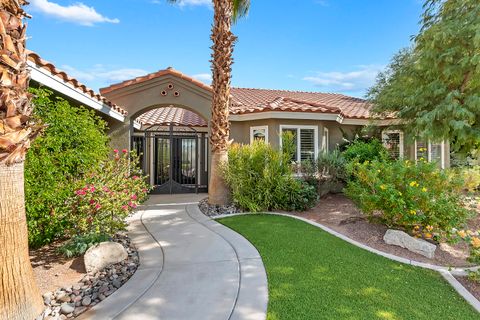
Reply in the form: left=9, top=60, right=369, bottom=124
left=0, top=1, right=44, bottom=319
left=208, top=0, right=236, bottom=205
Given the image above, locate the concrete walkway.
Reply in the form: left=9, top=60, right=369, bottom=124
left=80, top=194, right=268, bottom=320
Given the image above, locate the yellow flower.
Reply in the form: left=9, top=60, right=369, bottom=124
left=426, top=225, right=433, bottom=232
left=414, top=225, right=420, bottom=230
left=380, top=185, right=386, bottom=190
left=410, top=210, right=416, bottom=215
left=422, top=187, right=428, bottom=192
left=424, top=233, right=433, bottom=239
left=457, top=230, right=467, bottom=238
left=471, top=237, right=480, bottom=248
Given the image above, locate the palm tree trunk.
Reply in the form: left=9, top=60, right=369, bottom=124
left=208, top=0, right=236, bottom=205
left=0, top=1, right=44, bottom=319
left=0, top=163, right=44, bottom=320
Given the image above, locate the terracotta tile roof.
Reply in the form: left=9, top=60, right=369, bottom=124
left=230, top=88, right=373, bottom=119
left=27, top=51, right=128, bottom=116
left=100, top=67, right=212, bottom=95
left=137, top=106, right=207, bottom=127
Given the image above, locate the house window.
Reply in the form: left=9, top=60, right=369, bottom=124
left=382, top=130, right=404, bottom=159
left=322, top=127, right=329, bottom=153
left=280, top=125, right=318, bottom=163
left=250, top=125, right=268, bottom=143
left=415, top=140, right=446, bottom=169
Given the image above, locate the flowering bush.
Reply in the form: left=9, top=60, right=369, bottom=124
left=345, top=159, right=473, bottom=239
left=68, top=150, right=150, bottom=236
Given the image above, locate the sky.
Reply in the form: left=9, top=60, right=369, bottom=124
left=26, top=0, right=425, bottom=98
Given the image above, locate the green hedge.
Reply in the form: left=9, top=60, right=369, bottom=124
left=25, top=87, right=110, bottom=247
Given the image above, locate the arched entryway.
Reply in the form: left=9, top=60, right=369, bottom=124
left=132, top=106, right=209, bottom=194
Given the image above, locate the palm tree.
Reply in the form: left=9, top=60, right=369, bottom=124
left=169, top=0, right=250, bottom=205
left=0, top=1, right=44, bottom=319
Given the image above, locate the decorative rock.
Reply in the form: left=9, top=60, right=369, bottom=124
left=60, top=303, right=75, bottom=315
left=73, top=307, right=87, bottom=317
left=98, top=293, right=107, bottom=301
left=81, top=296, right=91, bottom=306
left=84, top=241, right=128, bottom=274
left=112, top=279, right=122, bottom=289
left=384, top=229, right=436, bottom=259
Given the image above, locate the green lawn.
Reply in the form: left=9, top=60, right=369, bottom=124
left=219, top=214, right=478, bottom=320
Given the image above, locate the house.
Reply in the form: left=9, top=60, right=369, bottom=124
left=27, top=53, right=450, bottom=194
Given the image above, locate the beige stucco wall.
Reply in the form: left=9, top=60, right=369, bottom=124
left=103, top=75, right=212, bottom=152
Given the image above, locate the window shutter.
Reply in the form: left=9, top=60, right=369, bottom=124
left=300, top=129, right=315, bottom=162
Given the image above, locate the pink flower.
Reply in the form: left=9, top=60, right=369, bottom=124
left=142, top=188, right=148, bottom=193
left=95, top=204, right=101, bottom=210
left=128, top=201, right=137, bottom=208
left=131, top=194, right=138, bottom=200
left=89, top=199, right=95, bottom=205
left=132, top=176, right=139, bottom=180
left=122, top=149, right=128, bottom=153
left=122, top=205, right=128, bottom=211
left=102, top=186, right=110, bottom=192
left=113, top=149, right=119, bottom=153
left=76, top=190, right=86, bottom=196
left=90, top=186, right=95, bottom=193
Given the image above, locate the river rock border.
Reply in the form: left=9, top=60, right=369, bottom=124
left=37, top=234, right=139, bottom=320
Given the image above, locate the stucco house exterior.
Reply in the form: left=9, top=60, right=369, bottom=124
left=27, top=52, right=449, bottom=194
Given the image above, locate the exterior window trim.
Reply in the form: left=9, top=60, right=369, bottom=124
left=382, top=130, right=404, bottom=159
left=250, top=125, right=269, bottom=144
left=279, top=124, right=319, bottom=162
left=414, top=139, right=446, bottom=169
left=322, top=127, right=329, bottom=153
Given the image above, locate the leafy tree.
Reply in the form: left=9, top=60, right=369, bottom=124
left=368, top=0, right=480, bottom=154
left=25, top=87, right=109, bottom=247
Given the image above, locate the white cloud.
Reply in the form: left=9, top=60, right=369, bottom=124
left=192, top=73, right=212, bottom=84
left=303, top=65, right=384, bottom=93
left=173, top=0, right=211, bottom=7
left=62, top=64, right=148, bottom=86
left=29, top=0, right=120, bottom=26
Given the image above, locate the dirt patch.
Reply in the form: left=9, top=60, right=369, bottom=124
left=292, top=193, right=476, bottom=268
left=30, top=241, right=86, bottom=294
left=455, top=276, right=480, bottom=302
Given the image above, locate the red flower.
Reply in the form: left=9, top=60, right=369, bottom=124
left=89, top=199, right=95, bottom=205
left=95, top=204, right=102, bottom=210
left=113, top=149, right=119, bottom=153
left=76, top=190, right=86, bottom=196
left=122, top=149, right=128, bottom=153
left=131, top=194, right=138, bottom=200
left=90, top=186, right=96, bottom=193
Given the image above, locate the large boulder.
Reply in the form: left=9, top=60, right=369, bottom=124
left=84, top=241, right=128, bottom=274
left=383, top=229, right=436, bottom=259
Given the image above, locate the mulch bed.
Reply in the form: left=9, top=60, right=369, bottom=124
left=455, top=276, right=480, bottom=301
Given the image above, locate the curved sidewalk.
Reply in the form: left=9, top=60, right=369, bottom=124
left=80, top=195, right=268, bottom=320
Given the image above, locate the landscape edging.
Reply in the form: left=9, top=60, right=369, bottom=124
left=212, top=210, right=480, bottom=313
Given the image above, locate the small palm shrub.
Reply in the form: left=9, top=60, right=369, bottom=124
left=67, top=150, right=150, bottom=237
left=223, top=139, right=317, bottom=212
left=345, top=159, right=472, bottom=239
left=342, top=139, right=389, bottom=164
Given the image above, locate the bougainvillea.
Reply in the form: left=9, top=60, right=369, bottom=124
left=68, top=150, right=151, bottom=236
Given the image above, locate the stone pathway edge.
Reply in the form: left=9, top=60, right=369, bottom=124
left=213, top=211, right=480, bottom=313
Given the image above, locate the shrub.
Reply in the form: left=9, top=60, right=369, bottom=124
left=58, top=233, right=110, bottom=258
left=25, top=88, right=110, bottom=247
left=342, top=139, right=389, bottom=164
left=455, top=166, right=480, bottom=192
left=223, top=139, right=317, bottom=212
left=67, top=150, right=150, bottom=237
left=345, top=159, right=472, bottom=238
